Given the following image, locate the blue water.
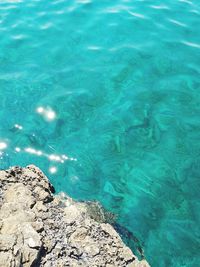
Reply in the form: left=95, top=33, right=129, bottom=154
left=0, top=0, right=200, bottom=265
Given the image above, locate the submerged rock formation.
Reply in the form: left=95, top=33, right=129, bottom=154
left=0, top=165, right=150, bottom=267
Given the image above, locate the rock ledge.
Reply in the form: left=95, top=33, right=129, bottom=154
left=0, top=165, right=150, bottom=267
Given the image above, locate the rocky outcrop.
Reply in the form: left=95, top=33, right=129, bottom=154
left=0, top=165, right=150, bottom=267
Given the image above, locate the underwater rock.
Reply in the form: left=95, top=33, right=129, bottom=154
left=0, top=165, right=150, bottom=267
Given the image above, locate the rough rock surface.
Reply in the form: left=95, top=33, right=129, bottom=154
left=0, top=165, right=150, bottom=267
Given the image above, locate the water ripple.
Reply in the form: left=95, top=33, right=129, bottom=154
left=168, top=19, right=187, bottom=27
left=182, top=40, right=200, bottom=49
left=150, top=5, right=170, bottom=10
left=127, top=10, right=147, bottom=19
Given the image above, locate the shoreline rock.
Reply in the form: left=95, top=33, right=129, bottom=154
left=0, top=165, right=150, bottom=267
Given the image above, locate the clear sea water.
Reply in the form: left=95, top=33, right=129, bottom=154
left=0, top=0, right=200, bottom=266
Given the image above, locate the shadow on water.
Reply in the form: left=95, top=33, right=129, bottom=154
left=113, top=222, right=145, bottom=260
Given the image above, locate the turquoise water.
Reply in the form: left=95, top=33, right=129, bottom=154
left=0, top=0, right=200, bottom=265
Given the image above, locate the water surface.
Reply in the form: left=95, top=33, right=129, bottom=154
left=0, top=0, right=200, bottom=266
